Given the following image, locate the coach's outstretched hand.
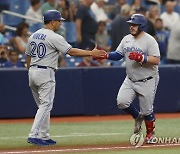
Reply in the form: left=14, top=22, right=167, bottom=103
left=92, top=45, right=107, bottom=61
left=128, top=52, right=143, bottom=62
left=91, top=44, right=107, bottom=58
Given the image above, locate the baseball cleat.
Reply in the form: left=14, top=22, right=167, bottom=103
left=134, top=114, right=144, bottom=134
left=145, top=133, right=156, bottom=144
left=27, top=137, right=50, bottom=146
left=43, top=139, right=57, bottom=145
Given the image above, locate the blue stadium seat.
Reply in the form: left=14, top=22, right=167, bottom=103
left=65, top=55, right=83, bottom=67
left=174, top=5, right=180, bottom=14
left=2, top=0, right=30, bottom=26
left=29, top=23, right=43, bottom=33
left=64, top=22, right=77, bottom=44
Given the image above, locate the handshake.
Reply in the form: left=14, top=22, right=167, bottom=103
left=90, top=44, right=108, bottom=60
left=93, top=51, right=147, bottom=63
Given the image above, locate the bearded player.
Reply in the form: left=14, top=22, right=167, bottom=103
left=95, top=14, right=160, bottom=143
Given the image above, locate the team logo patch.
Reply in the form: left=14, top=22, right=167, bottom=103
left=129, top=133, right=144, bottom=148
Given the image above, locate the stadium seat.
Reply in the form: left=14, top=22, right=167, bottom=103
left=1, top=0, right=30, bottom=26
left=65, top=55, right=83, bottom=67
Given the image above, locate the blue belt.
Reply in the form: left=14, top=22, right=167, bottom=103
left=129, top=76, right=153, bottom=82
left=30, top=65, right=56, bottom=71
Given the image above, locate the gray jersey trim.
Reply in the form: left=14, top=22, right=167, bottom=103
left=64, top=46, right=73, bottom=55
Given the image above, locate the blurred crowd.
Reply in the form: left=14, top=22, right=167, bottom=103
left=0, top=0, right=180, bottom=68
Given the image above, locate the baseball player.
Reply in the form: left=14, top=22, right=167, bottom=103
left=95, top=14, right=160, bottom=143
left=25, top=10, right=106, bottom=146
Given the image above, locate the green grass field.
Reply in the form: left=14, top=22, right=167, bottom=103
left=0, top=118, right=180, bottom=153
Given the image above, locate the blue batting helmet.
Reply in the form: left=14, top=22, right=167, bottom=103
left=127, top=14, right=147, bottom=31
left=43, top=10, right=65, bottom=22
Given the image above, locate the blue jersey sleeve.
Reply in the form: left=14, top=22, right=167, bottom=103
left=107, top=51, right=124, bottom=61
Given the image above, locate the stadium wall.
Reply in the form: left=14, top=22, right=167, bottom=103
left=0, top=66, right=180, bottom=118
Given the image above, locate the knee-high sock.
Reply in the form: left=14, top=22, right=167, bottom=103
left=144, top=113, right=155, bottom=134
left=122, top=103, right=139, bottom=119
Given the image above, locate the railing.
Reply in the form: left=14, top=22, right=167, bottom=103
left=0, top=10, right=43, bottom=32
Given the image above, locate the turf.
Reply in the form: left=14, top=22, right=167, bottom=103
left=0, top=118, right=180, bottom=153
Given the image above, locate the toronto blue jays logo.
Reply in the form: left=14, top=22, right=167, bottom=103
left=131, top=16, right=135, bottom=20
left=123, top=47, right=144, bottom=54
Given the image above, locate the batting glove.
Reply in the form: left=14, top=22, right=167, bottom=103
left=128, top=52, right=148, bottom=63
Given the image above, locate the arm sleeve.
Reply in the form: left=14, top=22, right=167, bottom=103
left=108, top=51, right=124, bottom=61
left=53, top=34, right=72, bottom=55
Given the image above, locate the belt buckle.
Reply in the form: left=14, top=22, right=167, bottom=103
left=142, top=78, right=147, bottom=82
left=37, top=65, right=47, bottom=69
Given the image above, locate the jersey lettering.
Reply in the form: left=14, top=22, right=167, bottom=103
left=33, top=33, right=47, bottom=40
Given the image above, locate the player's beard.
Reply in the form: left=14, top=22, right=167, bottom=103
left=131, top=30, right=141, bottom=37
left=130, top=28, right=141, bottom=37
left=130, top=26, right=141, bottom=37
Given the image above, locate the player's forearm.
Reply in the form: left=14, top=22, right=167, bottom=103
left=26, top=55, right=31, bottom=70
left=146, top=56, right=160, bottom=65
left=107, top=51, right=124, bottom=61
left=68, top=48, right=92, bottom=56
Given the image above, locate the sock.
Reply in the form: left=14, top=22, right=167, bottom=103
left=122, top=103, right=139, bottom=119
left=144, top=112, right=155, bottom=121
left=145, top=120, right=155, bottom=134
left=144, top=113, right=155, bottom=134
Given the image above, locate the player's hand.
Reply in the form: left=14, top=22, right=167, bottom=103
left=128, top=52, right=143, bottom=62
left=93, top=53, right=108, bottom=62
left=91, top=45, right=107, bottom=59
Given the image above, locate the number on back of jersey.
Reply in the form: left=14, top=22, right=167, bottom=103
left=30, top=41, right=46, bottom=58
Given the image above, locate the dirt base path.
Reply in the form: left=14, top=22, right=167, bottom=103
left=0, top=113, right=180, bottom=123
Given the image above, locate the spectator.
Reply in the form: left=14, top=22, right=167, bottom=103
left=95, top=21, right=110, bottom=52
left=166, top=19, right=180, bottom=64
left=0, top=23, right=5, bottom=44
left=70, top=1, right=78, bottom=21
left=77, top=0, right=86, bottom=6
left=25, top=0, right=42, bottom=27
left=155, top=18, right=169, bottom=64
left=76, top=0, right=98, bottom=49
left=15, top=22, right=29, bottom=54
left=135, top=6, right=156, bottom=37
left=148, top=5, right=160, bottom=25
left=110, top=4, right=130, bottom=51
left=160, top=0, right=176, bottom=5
left=160, top=0, right=179, bottom=31
left=176, top=0, right=180, bottom=5
left=90, top=0, right=109, bottom=22
left=63, top=1, right=78, bottom=47
left=4, top=50, right=23, bottom=68
left=59, top=0, right=77, bottom=22
left=41, top=0, right=66, bottom=38
left=0, top=43, right=9, bottom=67
left=111, top=0, right=126, bottom=19
left=130, top=0, right=142, bottom=15
left=77, top=56, right=98, bottom=67
left=146, top=0, right=160, bottom=5
left=41, top=0, right=63, bottom=15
